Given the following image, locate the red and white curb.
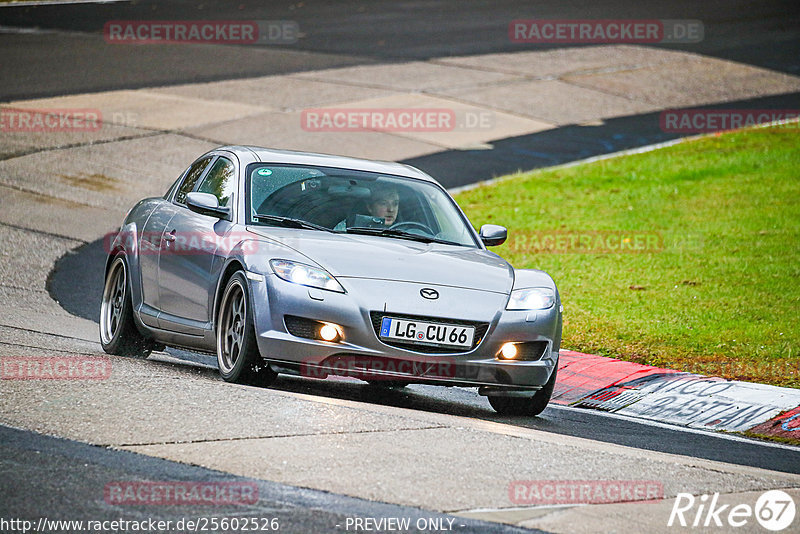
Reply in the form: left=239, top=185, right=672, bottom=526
left=554, top=350, right=800, bottom=439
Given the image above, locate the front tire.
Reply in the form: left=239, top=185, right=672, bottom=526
left=99, top=255, right=156, bottom=358
left=216, top=271, right=276, bottom=386
left=488, top=365, right=557, bottom=416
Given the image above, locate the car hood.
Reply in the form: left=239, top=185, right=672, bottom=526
left=247, top=227, right=514, bottom=294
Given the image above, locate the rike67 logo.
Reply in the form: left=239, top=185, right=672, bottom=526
left=668, top=490, right=796, bottom=531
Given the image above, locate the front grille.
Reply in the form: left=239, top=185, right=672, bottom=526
left=369, top=311, right=490, bottom=354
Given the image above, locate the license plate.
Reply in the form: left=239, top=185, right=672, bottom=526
left=379, top=317, right=475, bottom=349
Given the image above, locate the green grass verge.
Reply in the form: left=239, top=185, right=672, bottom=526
left=456, top=124, right=800, bottom=388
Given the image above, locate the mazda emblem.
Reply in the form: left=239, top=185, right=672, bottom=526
left=420, top=288, right=439, bottom=300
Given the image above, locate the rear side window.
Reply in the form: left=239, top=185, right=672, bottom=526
left=196, top=157, right=236, bottom=208
left=175, top=156, right=213, bottom=205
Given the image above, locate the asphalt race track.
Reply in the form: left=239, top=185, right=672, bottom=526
left=1, top=0, right=799, bottom=100
left=2, top=424, right=538, bottom=534
left=2, top=1, right=800, bottom=532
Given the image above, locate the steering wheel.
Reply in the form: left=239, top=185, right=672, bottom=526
left=390, top=221, right=434, bottom=235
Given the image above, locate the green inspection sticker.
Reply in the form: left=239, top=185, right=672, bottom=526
left=256, top=168, right=273, bottom=176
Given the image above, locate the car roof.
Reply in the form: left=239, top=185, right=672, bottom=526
left=216, top=145, right=436, bottom=183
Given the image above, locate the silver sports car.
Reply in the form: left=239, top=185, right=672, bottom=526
left=100, top=146, right=562, bottom=415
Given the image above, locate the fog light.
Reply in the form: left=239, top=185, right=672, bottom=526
left=499, top=342, right=518, bottom=359
left=319, top=323, right=341, bottom=342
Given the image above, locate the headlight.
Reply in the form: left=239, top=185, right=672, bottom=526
left=506, top=287, right=555, bottom=310
left=270, top=259, right=345, bottom=293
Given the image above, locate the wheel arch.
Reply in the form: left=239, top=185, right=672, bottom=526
left=213, top=259, right=247, bottom=335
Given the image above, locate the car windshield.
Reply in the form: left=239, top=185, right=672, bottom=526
left=246, top=164, right=478, bottom=247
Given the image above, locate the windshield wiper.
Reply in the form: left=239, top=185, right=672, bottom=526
left=345, top=227, right=463, bottom=246
left=253, top=214, right=335, bottom=233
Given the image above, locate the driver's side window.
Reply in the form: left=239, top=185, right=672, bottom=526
left=196, top=157, right=236, bottom=208
left=175, top=156, right=213, bottom=205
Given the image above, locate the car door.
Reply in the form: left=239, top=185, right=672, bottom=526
left=138, top=156, right=213, bottom=327
left=157, top=155, right=238, bottom=334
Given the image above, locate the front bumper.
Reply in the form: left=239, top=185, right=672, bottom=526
left=249, top=273, right=561, bottom=390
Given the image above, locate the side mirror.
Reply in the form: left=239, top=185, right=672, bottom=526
left=185, top=192, right=230, bottom=220
left=479, top=224, right=507, bottom=246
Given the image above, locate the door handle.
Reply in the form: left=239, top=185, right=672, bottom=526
left=163, top=230, right=176, bottom=243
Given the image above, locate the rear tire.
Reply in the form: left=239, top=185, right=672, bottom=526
left=99, top=255, right=157, bottom=358
left=216, top=271, right=277, bottom=386
left=488, top=365, right=557, bottom=416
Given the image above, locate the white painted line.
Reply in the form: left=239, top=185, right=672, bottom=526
left=548, top=404, right=800, bottom=452
left=0, top=0, right=127, bottom=7
left=452, top=503, right=581, bottom=515
left=0, top=24, right=88, bottom=36
left=0, top=25, right=50, bottom=34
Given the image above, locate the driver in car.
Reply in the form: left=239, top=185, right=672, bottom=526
left=366, top=185, right=399, bottom=226
left=334, top=184, right=399, bottom=230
